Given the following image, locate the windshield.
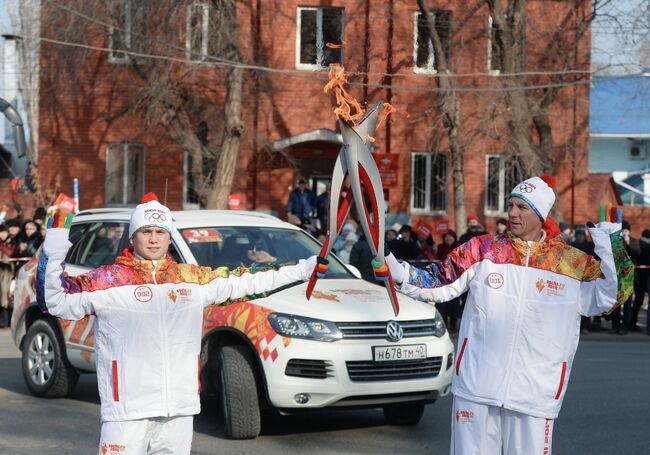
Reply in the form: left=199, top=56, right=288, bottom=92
left=179, top=226, right=353, bottom=279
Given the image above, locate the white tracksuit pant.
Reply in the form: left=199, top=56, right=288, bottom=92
left=98, top=416, right=193, bottom=455
left=451, top=396, right=554, bottom=455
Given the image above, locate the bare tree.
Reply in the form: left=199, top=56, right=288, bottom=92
left=484, top=0, right=605, bottom=219
left=416, top=0, right=468, bottom=234
left=39, top=0, right=245, bottom=208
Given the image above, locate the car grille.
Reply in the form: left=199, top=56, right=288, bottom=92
left=346, top=357, right=443, bottom=382
left=285, top=359, right=334, bottom=379
left=336, top=319, right=437, bottom=339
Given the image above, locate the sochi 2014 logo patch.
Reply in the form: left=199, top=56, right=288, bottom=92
left=100, top=443, right=127, bottom=454
left=517, top=182, right=537, bottom=193
left=487, top=272, right=504, bottom=289
left=536, top=278, right=566, bottom=297
left=134, top=286, right=153, bottom=302
left=455, top=410, right=475, bottom=424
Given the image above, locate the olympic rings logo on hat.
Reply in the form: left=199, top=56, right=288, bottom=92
left=144, top=212, right=167, bottom=222
left=517, top=183, right=536, bottom=193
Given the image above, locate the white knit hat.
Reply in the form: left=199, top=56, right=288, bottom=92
left=510, top=175, right=556, bottom=221
left=129, top=192, right=173, bottom=238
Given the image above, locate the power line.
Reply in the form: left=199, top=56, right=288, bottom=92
left=42, top=0, right=605, bottom=81
left=37, top=35, right=615, bottom=94
left=21, top=0, right=648, bottom=94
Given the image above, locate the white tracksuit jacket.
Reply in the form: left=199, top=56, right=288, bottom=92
left=394, top=224, right=633, bottom=419
left=39, top=228, right=314, bottom=422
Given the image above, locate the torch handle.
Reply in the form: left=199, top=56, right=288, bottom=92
left=386, top=274, right=400, bottom=317
left=306, top=241, right=329, bottom=300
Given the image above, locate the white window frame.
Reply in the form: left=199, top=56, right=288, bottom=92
left=487, top=16, right=501, bottom=75
left=186, top=2, right=210, bottom=63
left=183, top=151, right=201, bottom=210
left=295, top=7, right=344, bottom=71
left=484, top=154, right=521, bottom=216
left=413, top=10, right=451, bottom=75
left=108, top=2, right=133, bottom=64
left=413, top=11, right=436, bottom=75
left=410, top=152, right=448, bottom=215
left=105, top=143, right=147, bottom=206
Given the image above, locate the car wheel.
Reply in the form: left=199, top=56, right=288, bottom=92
left=22, top=319, right=79, bottom=397
left=383, top=402, right=426, bottom=426
left=218, top=344, right=261, bottom=439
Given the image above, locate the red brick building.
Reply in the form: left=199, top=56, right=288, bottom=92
left=37, top=1, right=592, bottom=237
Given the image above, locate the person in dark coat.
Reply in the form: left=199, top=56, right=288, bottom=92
left=388, top=225, right=421, bottom=261
left=458, top=215, right=488, bottom=244
left=349, top=234, right=381, bottom=285
left=287, top=179, right=316, bottom=224
left=13, top=220, right=43, bottom=271
left=0, top=225, right=14, bottom=328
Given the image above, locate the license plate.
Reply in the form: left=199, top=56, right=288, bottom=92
left=372, top=344, right=427, bottom=362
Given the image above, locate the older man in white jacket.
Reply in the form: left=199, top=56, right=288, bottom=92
left=38, top=193, right=320, bottom=455
left=386, top=175, right=633, bottom=454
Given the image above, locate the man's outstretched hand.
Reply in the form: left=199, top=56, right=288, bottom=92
left=300, top=255, right=329, bottom=282
left=586, top=204, right=623, bottom=234
left=45, top=207, right=74, bottom=230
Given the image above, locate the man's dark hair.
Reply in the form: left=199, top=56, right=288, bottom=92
left=34, top=207, right=46, bottom=220
left=399, top=225, right=412, bottom=234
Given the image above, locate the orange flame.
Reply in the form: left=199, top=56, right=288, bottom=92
left=324, top=64, right=396, bottom=127
left=378, top=102, right=396, bottom=128
left=324, top=64, right=366, bottom=124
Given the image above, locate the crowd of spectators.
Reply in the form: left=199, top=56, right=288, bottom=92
left=0, top=205, right=47, bottom=328
left=286, top=182, right=650, bottom=337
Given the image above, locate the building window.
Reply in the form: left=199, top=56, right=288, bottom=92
left=186, top=3, right=210, bottom=61
left=108, top=1, right=148, bottom=64
left=106, top=143, right=146, bottom=205
left=296, top=7, right=344, bottom=70
left=186, top=2, right=226, bottom=62
left=411, top=153, right=448, bottom=213
left=183, top=151, right=201, bottom=209
left=485, top=155, right=523, bottom=214
left=413, top=10, right=452, bottom=74
left=487, top=16, right=503, bottom=74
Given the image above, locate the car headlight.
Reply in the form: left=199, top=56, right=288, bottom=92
left=268, top=313, right=342, bottom=342
left=433, top=309, right=447, bottom=337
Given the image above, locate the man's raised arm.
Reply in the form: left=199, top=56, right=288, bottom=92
left=386, top=238, right=481, bottom=303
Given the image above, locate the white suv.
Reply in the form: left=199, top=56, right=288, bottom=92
left=11, top=209, right=454, bottom=438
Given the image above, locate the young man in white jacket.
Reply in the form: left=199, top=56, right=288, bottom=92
left=38, top=193, right=321, bottom=455
left=385, top=176, right=633, bottom=454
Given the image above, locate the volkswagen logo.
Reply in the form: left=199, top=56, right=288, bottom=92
left=386, top=321, right=403, bottom=342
